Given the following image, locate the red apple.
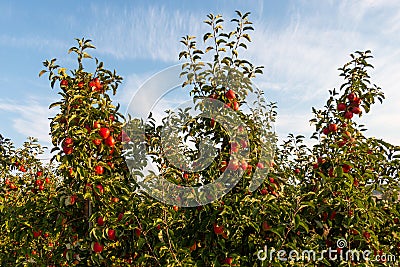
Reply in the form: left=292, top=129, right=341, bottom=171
left=351, top=106, right=361, bottom=114
left=344, top=111, right=353, bottom=119
left=224, top=257, right=233, bottom=265
left=63, top=146, right=73, bottom=155
left=329, top=123, right=338, bottom=132
left=105, top=136, right=116, bottom=147
left=213, top=223, right=224, bottom=235
left=96, top=184, right=104, bottom=194
left=347, top=92, right=356, bottom=101
left=109, top=114, right=115, bottom=122
left=35, top=179, right=43, bottom=186
left=363, top=231, right=371, bottom=240
left=240, top=160, right=248, bottom=170
left=225, top=89, right=236, bottom=100
left=337, top=103, right=346, bottom=111
left=231, top=142, right=239, bottom=153
left=93, top=139, right=102, bottom=146
left=260, top=188, right=268, bottom=195
left=97, top=217, right=105, bottom=226
left=60, top=79, right=68, bottom=87
left=294, top=168, right=300, bottom=174
left=38, top=185, right=44, bottom=191
left=94, top=165, right=104, bottom=175
left=64, top=137, right=73, bottom=147
left=19, top=165, right=27, bottom=172
left=322, top=127, right=329, bottom=135
left=93, top=121, right=101, bottom=129
left=173, top=206, right=179, bottom=212
left=257, top=162, right=264, bottom=169
left=227, top=160, right=239, bottom=171
left=232, top=101, right=239, bottom=111
left=99, top=128, right=110, bottom=139
left=134, top=228, right=141, bottom=237
left=108, top=229, right=116, bottom=240
left=33, top=230, right=42, bottom=238
left=36, top=171, right=43, bottom=177
left=93, top=242, right=103, bottom=253
left=262, top=221, right=271, bottom=231
left=342, top=164, right=351, bottom=173
left=77, top=81, right=84, bottom=88
left=117, top=212, right=124, bottom=221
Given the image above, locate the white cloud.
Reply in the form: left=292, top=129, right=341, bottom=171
left=0, top=98, right=55, bottom=146
left=88, top=5, right=207, bottom=62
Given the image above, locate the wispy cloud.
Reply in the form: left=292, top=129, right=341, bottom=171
left=88, top=5, right=207, bottom=62
left=0, top=98, right=55, bottom=146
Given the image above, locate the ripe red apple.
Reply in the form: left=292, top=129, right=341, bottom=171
left=363, top=231, right=371, bottom=239
left=93, top=139, right=102, bottom=146
left=294, top=168, right=300, bottom=174
left=183, top=173, right=189, bottom=179
left=269, top=177, right=275, bottom=184
left=68, top=168, right=74, bottom=176
left=105, top=136, right=116, bottom=147
left=262, top=221, right=271, bottom=231
left=64, top=137, right=73, bottom=147
left=63, top=146, right=73, bottom=155
left=224, top=257, right=233, bottom=265
left=94, top=165, right=104, bottom=175
left=342, top=164, right=351, bottom=173
left=220, top=160, right=227, bottom=172
left=99, top=127, right=110, bottom=139
left=70, top=195, right=78, bottom=205
left=344, top=111, right=353, bottom=119
left=93, top=242, right=103, bottom=253
left=173, top=206, right=179, bottom=212
left=96, top=184, right=104, bottom=194
left=210, top=118, right=215, bottom=127
left=322, top=127, right=329, bottom=135
left=36, top=171, right=43, bottom=177
left=213, top=223, right=224, bottom=235
left=232, top=101, right=239, bottom=111
left=225, top=89, right=236, bottom=100
left=19, top=165, right=27, bottom=172
left=117, top=212, right=124, bottom=221
left=35, top=179, right=43, bottom=186
left=337, top=103, right=346, bottom=111
left=93, top=121, right=101, bottom=129
left=329, top=123, right=338, bottom=132
left=109, top=114, right=115, bottom=122
left=97, top=217, right=105, bottom=226
left=77, top=81, right=84, bottom=88
left=260, top=188, right=268, bottom=195
left=134, top=228, right=141, bottom=237
left=231, top=142, right=239, bottom=153
left=228, top=160, right=239, bottom=171
left=108, top=229, right=116, bottom=240
left=33, top=230, right=42, bottom=238
left=347, top=92, right=356, bottom=101
left=60, top=79, right=68, bottom=87
left=257, top=162, right=264, bottom=169
left=38, top=185, right=44, bottom=191
left=351, top=106, right=361, bottom=114
left=240, top=160, right=248, bottom=170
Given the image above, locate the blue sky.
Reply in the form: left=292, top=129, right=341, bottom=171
left=1, top=0, right=400, bottom=158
